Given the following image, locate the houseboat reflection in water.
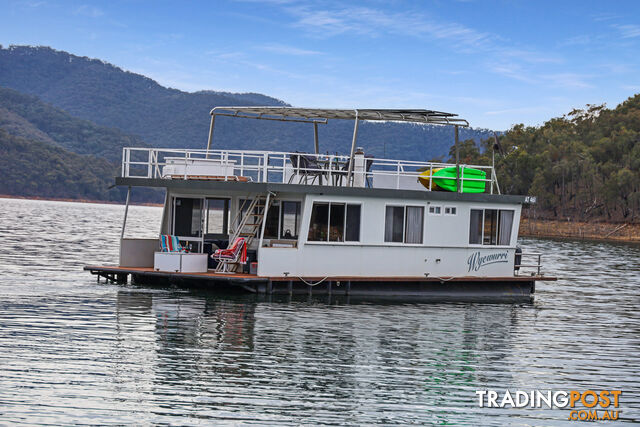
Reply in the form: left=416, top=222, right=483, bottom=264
left=113, top=289, right=523, bottom=422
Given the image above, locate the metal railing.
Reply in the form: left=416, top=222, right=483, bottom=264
left=121, top=147, right=500, bottom=193
left=515, top=252, right=543, bottom=276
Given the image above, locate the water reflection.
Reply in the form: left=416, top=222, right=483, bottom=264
left=2, top=199, right=640, bottom=425
left=110, top=290, right=528, bottom=424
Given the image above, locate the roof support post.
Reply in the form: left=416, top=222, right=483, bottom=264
left=347, top=110, right=360, bottom=186
left=120, top=185, right=131, bottom=240
left=313, top=122, right=319, bottom=154
left=205, top=114, right=216, bottom=159
left=454, top=125, right=460, bottom=192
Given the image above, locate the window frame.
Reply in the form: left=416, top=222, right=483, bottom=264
left=307, top=201, right=362, bottom=243
left=428, top=205, right=442, bottom=216
left=204, top=197, right=230, bottom=238
left=444, top=206, right=457, bottom=215
left=384, top=204, right=425, bottom=244
left=468, top=208, right=516, bottom=247
left=240, top=199, right=302, bottom=240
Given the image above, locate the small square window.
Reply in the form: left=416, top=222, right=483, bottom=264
left=428, top=206, right=441, bottom=215
left=444, top=206, right=457, bottom=215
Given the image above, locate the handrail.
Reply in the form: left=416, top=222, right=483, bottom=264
left=120, top=147, right=499, bottom=192
left=515, top=252, right=543, bottom=276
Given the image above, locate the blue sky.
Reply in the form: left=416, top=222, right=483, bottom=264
left=1, top=0, right=640, bottom=130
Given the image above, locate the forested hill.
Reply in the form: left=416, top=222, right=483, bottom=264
left=0, top=87, right=161, bottom=202
left=0, top=45, right=493, bottom=159
left=450, top=96, right=640, bottom=222
left=0, top=86, right=147, bottom=162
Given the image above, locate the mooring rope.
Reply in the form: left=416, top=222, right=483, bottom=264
left=296, top=276, right=330, bottom=286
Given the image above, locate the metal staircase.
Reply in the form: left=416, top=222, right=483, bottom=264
left=215, top=192, right=275, bottom=273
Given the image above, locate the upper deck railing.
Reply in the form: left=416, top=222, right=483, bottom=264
left=121, top=147, right=500, bottom=193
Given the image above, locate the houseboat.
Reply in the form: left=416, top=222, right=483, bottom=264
left=85, top=107, right=555, bottom=302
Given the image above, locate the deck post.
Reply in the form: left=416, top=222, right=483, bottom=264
left=288, top=280, right=293, bottom=296
left=454, top=125, right=460, bottom=192
left=313, top=122, right=319, bottom=154
left=346, top=280, right=351, bottom=296
left=205, top=114, right=216, bottom=159
left=120, top=186, right=131, bottom=240
left=346, top=110, right=360, bottom=186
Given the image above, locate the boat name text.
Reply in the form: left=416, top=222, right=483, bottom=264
left=467, top=251, right=509, bottom=272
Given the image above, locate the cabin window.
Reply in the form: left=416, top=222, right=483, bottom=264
left=444, top=206, right=457, bottom=215
left=281, top=201, right=301, bottom=239
left=469, top=208, right=515, bottom=246
left=173, top=197, right=203, bottom=238
left=469, top=209, right=483, bottom=244
left=498, top=210, right=514, bottom=245
left=205, top=198, right=229, bottom=236
left=385, top=205, right=424, bottom=244
left=308, top=202, right=361, bottom=242
left=345, top=204, right=361, bottom=241
left=239, top=199, right=301, bottom=240
left=428, top=205, right=441, bottom=215
left=483, top=209, right=498, bottom=245
left=264, top=204, right=280, bottom=239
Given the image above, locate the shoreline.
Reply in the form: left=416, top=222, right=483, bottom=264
left=519, top=217, right=640, bottom=243
left=0, top=194, right=163, bottom=207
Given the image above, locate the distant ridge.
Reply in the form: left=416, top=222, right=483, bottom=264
left=0, top=45, right=287, bottom=149
left=0, top=45, right=494, bottom=159
left=0, top=85, right=160, bottom=202
left=0, top=86, right=147, bottom=162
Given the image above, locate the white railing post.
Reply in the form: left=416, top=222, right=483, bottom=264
left=263, top=153, right=268, bottom=183
left=121, top=148, right=126, bottom=177
left=125, top=149, right=131, bottom=177
left=282, top=153, right=286, bottom=183
left=183, top=153, right=188, bottom=180
left=147, top=149, right=153, bottom=178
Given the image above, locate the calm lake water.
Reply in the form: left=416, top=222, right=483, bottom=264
left=0, top=197, right=638, bottom=425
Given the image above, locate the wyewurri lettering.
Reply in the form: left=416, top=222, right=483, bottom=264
left=467, top=251, right=509, bottom=272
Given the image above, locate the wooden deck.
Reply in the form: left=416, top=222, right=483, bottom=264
left=84, top=265, right=262, bottom=281
left=84, top=265, right=554, bottom=302
left=84, top=265, right=555, bottom=283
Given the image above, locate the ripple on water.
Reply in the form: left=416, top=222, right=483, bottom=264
left=0, top=198, right=638, bottom=425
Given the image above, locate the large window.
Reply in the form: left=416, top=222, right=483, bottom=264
left=469, top=209, right=514, bottom=246
left=384, top=205, right=424, bottom=244
left=308, top=202, right=361, bottom=242
left=241, top=199, right=301, bottom=240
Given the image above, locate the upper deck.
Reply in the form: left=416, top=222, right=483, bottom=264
left=119, top=106, right=508, bottom=197
left=121, top=147, right=501, bottom=194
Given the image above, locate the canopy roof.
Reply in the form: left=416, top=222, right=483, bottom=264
left=210, top=106, right=469, bottom=126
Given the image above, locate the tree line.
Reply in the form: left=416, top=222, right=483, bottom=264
left=449, top=95, right=640, bottom=222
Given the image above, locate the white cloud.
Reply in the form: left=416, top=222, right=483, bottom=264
left=542, top=73, right=594, bottom=89
left=485, top=106, right=550, bottom=116
left=556, top=35, right=591, bottom=48
left=287, top=4, right=495, bottom=49
left=74, top=5, right=104, bottom=18
left=260, top=43, right=321, bottom=56
left=614, top=24, right=640, bottom=39
left=621, top=84, right=640, bottom=92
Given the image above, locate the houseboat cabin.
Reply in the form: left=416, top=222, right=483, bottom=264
left=86, top=107, right=553, bottom=301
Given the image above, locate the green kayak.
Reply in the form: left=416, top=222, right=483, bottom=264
left=432, top=166, right=487, bottom=193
